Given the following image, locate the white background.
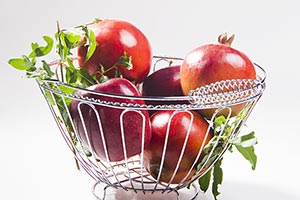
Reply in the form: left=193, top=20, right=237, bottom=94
left=1, top=0, right=299, bottom=199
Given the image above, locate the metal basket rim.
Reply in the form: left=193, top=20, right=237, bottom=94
left=37, top=63, right=266, bottom=109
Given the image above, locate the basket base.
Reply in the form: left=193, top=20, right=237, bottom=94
left=92, top=181, right=200, bottom=200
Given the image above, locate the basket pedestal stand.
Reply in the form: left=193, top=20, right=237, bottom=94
left=92, top=181, right=200, bottom=200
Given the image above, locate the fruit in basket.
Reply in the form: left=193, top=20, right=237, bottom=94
left=144, top=110, right=213, bottom=184
left=141, top=65, right=185, bottom=106
left=77, top=19, right=152, bottom=83
left=7, top=19, right=265, bottom=200
left=69, top=78, right=152, bottom=162
left=142, top=65, right=183, bottom=97
left=180, top=33, right=256, bottom=118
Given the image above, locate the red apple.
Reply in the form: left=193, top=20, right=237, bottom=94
left=180, top=34, right=256, bottom=118
left=70, top=78, right=152, bottom=162
left=144, top=110, right=213, bottom=184
left=77, top=19, right=152, bottom=83
left=142, top=65, right=183, bottom=97
left=141, top=65, right=185, bottom=106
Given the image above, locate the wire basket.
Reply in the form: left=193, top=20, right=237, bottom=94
left=37, top=56, right=266, bottom=199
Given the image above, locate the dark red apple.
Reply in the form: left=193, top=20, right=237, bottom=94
left=142, top=65, right=183, bottom=97
left=70, top=78, right=152, bottom=162
left=141, top=65, right=185, bottom=106
left=144, top=110, right=213, bottom=184
left=180, top=34, right=256, bottom=118
left=77, top=19, right=152, bottom=83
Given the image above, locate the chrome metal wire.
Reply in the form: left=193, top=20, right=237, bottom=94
left=37, top=56, right=266, bottom=199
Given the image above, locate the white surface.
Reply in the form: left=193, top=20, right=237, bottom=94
left=1, top=0, right=300, bottom=199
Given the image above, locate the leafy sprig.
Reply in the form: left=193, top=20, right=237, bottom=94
left=8, top=22, right=102, bottom=165
left=230, top=131, right=257, bottom=170
left=8, top=20, right=134, bottom=87
left=117, top=51, right=133, bottom=70
left=80, top=25, right=97, bottom=63
left=30, top=36, right=54, bottom=58
left=7, top=20, right=134, bottom=159
left=196, top=107, right=258, bottom=200
left=8, top=36, right=55, bottom=81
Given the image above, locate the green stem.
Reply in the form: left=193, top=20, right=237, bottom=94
left=56, top=21, right=64, bottom=82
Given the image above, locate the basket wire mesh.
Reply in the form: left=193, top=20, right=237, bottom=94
left=37, top=56, right=266, bottom=199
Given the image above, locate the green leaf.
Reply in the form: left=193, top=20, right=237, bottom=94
left=78, top=69, right=97, bottom=87
left=213, top=115, right=227, bottom=135
left=58, top=84, right=76, bottom=95
left=230, top=131, right=258, bottom=170
left=214, top=115, right=226, bottom=128
left=65, top=66, right=77, bottom=84
left=235, top=144, right=257, bottom=170
left=53, top=93, right=74, bottom=133
left=115, top=68, right=122, bottom=78
left=81, top=25, right=97, bottom=63
left=236, top=102, right=252, bottom=120
left=85, top=29, right=97, bottom=62
left=29, top=36, right=54, bottom=58
left=31, top=42, right=39, bottom=49
left=231, top=131, right=257, bottom=148
left=199, top=168, right=212, bottom=192
left=55, top=31, right=68, bottom=60
left=212, top=158, right=223, bottom=200
left=117, top=51, right=133, bottom=70
left=64, top=31, right=81, bottom=47
left=44, top=89, right=55, bottom=106
left=42, top=61, right=55, bottom=77
left=67, top=57, right=76, bottom=69
left=8, top=55, right=35, bottom=70
left=55, top=26, right=81, bottom=61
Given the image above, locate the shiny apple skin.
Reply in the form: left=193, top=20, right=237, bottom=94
left=144, top=110, right=213, bottom=184
left=142, top=65, right=186, bottom=108
left=180, top=44, right=256, bottom=117
left=142, top=65, right=183, bottom=97
left=70, top=78, right=152, bottom=162
left=77, top=19, right=152, bottom=83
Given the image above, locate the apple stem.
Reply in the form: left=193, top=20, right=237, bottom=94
left=218, top=32, right=235, bottom=46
